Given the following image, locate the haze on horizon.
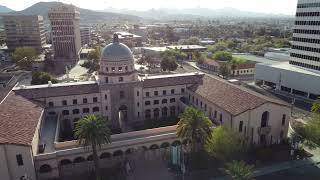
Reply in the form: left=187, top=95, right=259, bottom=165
left=1, top=0, right=298, bottom=15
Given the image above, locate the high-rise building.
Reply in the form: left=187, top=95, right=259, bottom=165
left=3, top=15, right=46, bottom=52
left=48, top=4, right=81, bottom=60
left=80, top=26, right=91, bottom=46
left=290, top=0, right=320, bottom=71
left=255, top=0, right=320, bottom=100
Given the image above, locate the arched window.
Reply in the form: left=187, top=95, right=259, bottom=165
left=162, top=107, right=168, bottom=118
left=87, top=155, right=93, bottom=161
left=100, top=152, right=111, bottom=159
left=154, top=108, right=160, bottom=119
left=145, top=109, right=151, bottom=119
left=72, top=109, right=79, bottom=114
left=113, top=150, right=123, bottom=157
left=170, top=106, right=176, bottom=117
left=150, top=144, right=159, bottom=150
left=261, top=111, right=269, bottom=127
left=93, top=107, right=100, bottom=112
left=73, top=157, right=85, bottom=163
left=39, top=164, right=52, bottom=173
left=162, top=99, right=168, bottom=104
left=62, top=110, right=69, bottom=116
left=60, top=159, right=72, bottom=166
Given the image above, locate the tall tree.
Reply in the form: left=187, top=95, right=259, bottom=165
left=12, top=47, right=38, bottom=70
left=225, top=161, right=254, bottom=180
left=31, top=71, right=58, bottom=85
left=74, top=115, right=111, bottom=179
left=205, top=126, right=245, bottom=162
left=176, top=107, right=213, bottom=152
left=160, top=56, right=178, bottom=72
left=219, top=63, right=230, bottom=79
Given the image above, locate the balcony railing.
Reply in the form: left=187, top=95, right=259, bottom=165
left=258, top=126, right=272, bottom=135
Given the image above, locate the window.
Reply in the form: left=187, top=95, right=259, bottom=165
left=73, top=99, right=77, bottom=105
left=220, top=114, right=223, bottom=123
left=145, top=101, right=151, bottom=106
left=105, top=94, right=108, bottom=100
left=83, top=98, right=88, bottom=104
left=163, top=90, right=167, bottom=95
left=105, top=77, right=108, bottom=83
left=120, top=91, right=125, bottom=99
left=119, top=77, right=124, bottom=82
left=137, top=112, right=140, bottom=117
left=154, top=108, right=160, bottom=119
left=105, top=67, right=108, bottom=72
left=105, top=106, right=108, bottom=110
left=171, top=89, right=175, bottom=94
left=261, top=111, right=269, bottom=127
left=137, top=91, right=140, bottom=96
left=72, top=109, right=79, bottom=114
left=282, top=114, right=286, bottom=126
left=125, top=66, right=128, bottom=71
left=170, top=98, right=176, bottom=103
left=118, top=67, right=123, bottom=71
left=145, top=109, right=151, bottom=119
left=214, top=110, right=217, bottom=118
left=62, top=110, right=69, bottom=116
left=200, top=101, right=203, bottom=108
left=196, top=98, right=198, bottom=105
left=62, top=100, right=67, bottom=106
left=83, top=108, right=90, bottom=113
left=16, top=154, right=23, bottom=166
left=205, top=104, right=207, bottom=111
left=154, top=91, right=158, bottom=96
left=154, top=100, right=159, bottom=105
left=93, top=107, right=99, bottom=112
left=170, top=106, right=176, bottom=117
left=93, top=97, right=98, bottom=103
left=146, top=92, right=150, bottom=97
left=181, top=88, right=185, bottom=93
left=239, top=121, right=243, bottom=132
left=162, top=99, right=168, bottom=104
left=137, top=102, right=140, bottom=107
left=112, top=67, right=115, bottom=72
left=48, top=102, right=54, bottom=107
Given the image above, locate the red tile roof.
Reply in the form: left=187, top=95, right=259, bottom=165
left=0, top=91, right=43, bottom=145
left=14, top=83, right=99, bottom=99
left=188, top=75, right=289, bottom=115
left=143, top=73, right=204, bottom=88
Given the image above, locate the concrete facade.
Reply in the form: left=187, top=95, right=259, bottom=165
left=48, top=4, right=81, bottom=61
left=3, top=15, right=46, bottom=52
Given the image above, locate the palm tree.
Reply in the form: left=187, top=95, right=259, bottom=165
left=176, top=106, right=213, bottom=152
left=225, top=161, right=254, bottom=180
left=74, top=115, right=111, bottom=180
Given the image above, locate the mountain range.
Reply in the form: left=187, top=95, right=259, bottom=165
left=0, top=5, right=13, bottom=13
left=0, top=2, right=141, bottom=24
left=104, top=7, right=294, bottom=20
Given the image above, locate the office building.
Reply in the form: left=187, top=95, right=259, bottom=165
left=48, top=4, right=81, bottom=60
left=3, top=15, right=46, bottom=52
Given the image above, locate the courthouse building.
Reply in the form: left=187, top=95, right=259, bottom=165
left=0, top=35, right=291, bottom=180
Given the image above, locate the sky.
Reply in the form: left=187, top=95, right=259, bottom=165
left=1, top=0, right=298, bottom=15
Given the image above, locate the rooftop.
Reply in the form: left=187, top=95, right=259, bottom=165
left=233, top=54, right=280, bottom=64
left=259, top=61, right=320, bottom=77
left=188, top=75, right=289, bottom=116
left=0, top=91, right=43, bottom=145
left=167, top=45, right=207, bottom=50
left=13, top=81, right=99, bottom=99
left=142, top=72, right=204, bottom=88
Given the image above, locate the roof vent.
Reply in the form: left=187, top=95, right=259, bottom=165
left=19, top=85, right=26, bottom=89
left=48, top=81, right=52, bottom=87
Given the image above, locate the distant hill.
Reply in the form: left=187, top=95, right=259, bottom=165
left=104, top=7, right=293, bottom=20
left=4, top=1, right=141, bottom=24
left=0, top=5, right=14, bottom=13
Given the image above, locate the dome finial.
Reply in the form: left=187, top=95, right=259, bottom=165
left=113, top=33, right=119, bottom=43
